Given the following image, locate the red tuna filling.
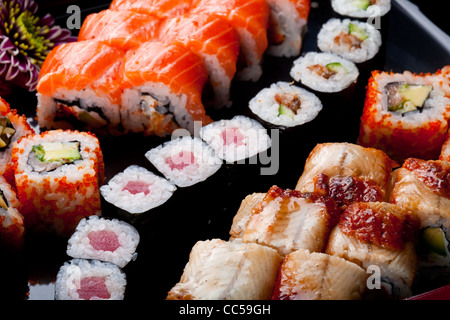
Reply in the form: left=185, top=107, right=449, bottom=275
left=77, top=276, right=110, bottom=300
left=165, top=150, right=196, bottom=170
left=221, top=127, right=245, bottom=146
left=123, top=180, right=151, bottom=195
left=88, top=230, right=120, bottom=252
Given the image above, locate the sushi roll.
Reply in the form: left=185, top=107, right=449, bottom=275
left=0, top=175, right=24, bottom=249
left=331, top=0, right=391, bottom=19
left=248, top=81, right=322, bottom=128
left=100, top=165, right=176, bottom=217
left=10, top=129, right=104, bottom=236
left=121, top=41, right=212, bottom=135
left=199, top=115, right=271, bottom=163
left=389, top=158, right=450, bottom=280
left=0, top=97, right=35, bottom=181
left=158, top=12, right=240, bottom=108
left=326, top=201, right=419, bottom=299
left=266, top=0, right=310, bottom=57
left=67, top=216, right=140, bottom=268
left=55, top=259, right=126, bottom=300
left=36, top=40, right=126, bottom=136
left=145, top=136, right=222, bottom=187
left=166, top=239, right=282, bottom=300
left=295, top=143, right=398, bottom=208
left=357, top=69, right=450, bottom=162
left=78, top=9, right=161, bottom=50
left=272, top=249, right=368, bottom=300
left=229, top=185, right=340, bottom=256
left=317, top=18, right=382, bottom=63
left=191, top=0, right=270, bottom=82
left=109, top=0, right=192, bottom=18
left=290, top=52, right=359, bottom=93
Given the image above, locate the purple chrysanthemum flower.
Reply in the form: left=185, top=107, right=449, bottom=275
left=0, top=0, right=76, bottom=95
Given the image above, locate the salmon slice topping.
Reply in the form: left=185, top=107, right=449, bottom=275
left=88, top=230, right=120, bottom=252
left=77, top=276, right=110, bottom=300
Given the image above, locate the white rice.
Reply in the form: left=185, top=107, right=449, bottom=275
left=331, top=0, right=391, bottom=18
left=55, top=259, right=126, bottom=300
left=317, top=18, right=382, bottom=63
left=100, top=165, right=176, bottom=214
left=290, top=52, right=359, bottom=92
left=199, top=115, right=271, bottom=163
left=145, top=136, right=222, bottom=187
left=67, top=216, right=140, bottom=268
left=249, top=81, right=322, bottom=127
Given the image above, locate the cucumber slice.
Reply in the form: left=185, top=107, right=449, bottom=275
left=348, top=22, right=369, bottom=41
left=278, top=104, right=296, bottom=120
left=422, top=227, right=448, bottom=257
left=325, top=62, right=347, bottom=73
left=352, top=0, right=371, bottom=10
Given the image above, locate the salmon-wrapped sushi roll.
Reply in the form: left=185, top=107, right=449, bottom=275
left=191, top=0, right=270, bottom=82
left=36, top=40, right=126, bottom=135
left=0, top=175, right=24, bottom=249
left=121, top=41, right=212, bottom=135
left=0, top=97, right=34, bottom=183
left=78, top=9, right=161, bottom=50
left=167, top=239, right=282, bottom=300
left=326, top=202, right=419, bottom=299
left=159, top=12, right=240, bottom=108
left=10, top=130, right=104, bottom=237
left=266, top=0, right=310, bottom=57
left=357, top=69, right=450, bottom=162
left=272, top=249, right=367, bottom=300
left=229, top=185, right=340, bottom=256
left=389, top=158, right=450, bottom=279
left=109, top=0, right=191, bottom=18
left=295, top=143, right=398, bottom=209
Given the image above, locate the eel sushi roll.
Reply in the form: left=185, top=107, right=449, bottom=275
left=357, top=69, right=450, bottom=162
left=272, top=249, right=368, bottom=300
left=199, top=115, right=271, bottom=163
left=331, top=0, right=391, bottom=19
left=248, top=81, right=322, bottom=129
left=36, top=40, right=126, bottom=136
left=0, top=97, right=35, bottom=181
left=317, top=18, right=382, bottom=64
left=100, top=165, right=176, bottom=219
left=0, top=175, right=24, bottom=249
left=191, top=0, right=270, bottom=82
left=295, top=142, right=398, bottom=209
left=389, top=158, right=450, bottom=281
left=290, top=52, right=359, bottom=93
left=78, top=9, right=161, bottom=51
left=10, top=129, right=104, bottom=236
left=326, top=202, right=419, bottom=299
left=67, top=216, right=140, bottom=268
left=121, top=41, right=212, bottom=135
left=166, top=238, right=282, bottom=300
left=229, top=185, right=340, bottom=256
left=145, top=136, right=222, bottom=187
left=55, top=259, right=126, bottom=300
left=266, top=0, right=310, bottom=57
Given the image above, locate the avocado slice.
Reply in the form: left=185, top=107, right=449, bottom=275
left=0, top=191, right=7, bottom=210
left=278, top=104, right=296, bottom=120
left=326, top=62, right=347, bottom=73
left=352, top=0, right=371, bottom=10
left=388, top=100, right=418, bottom=114
left=422, top=227, right=448, bottom=257
left=399, top=84, right=432, bottom=108
left=32, top=142, right=81, bottom=163
left=0, top=116, right=16, bottom=149
left=348, top=22, right=369, bottom=41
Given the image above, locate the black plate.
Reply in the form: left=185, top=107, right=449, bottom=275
left=1, top=0, right=449, bottom=301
